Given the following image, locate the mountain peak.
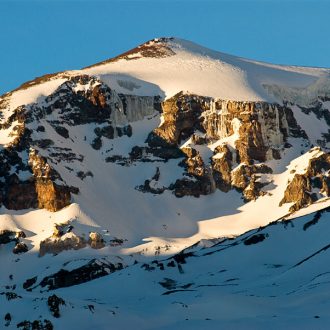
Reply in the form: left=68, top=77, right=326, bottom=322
left=2, top=37, right=330, bottom=328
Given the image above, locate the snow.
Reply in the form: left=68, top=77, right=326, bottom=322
left=9, top=78, right=67, bottom=113
left=2, top=207, right=330, bottom=329
left=292, top=104, right=330, bottom=146
left=85, top=38, right=330, bottom=103
left=0, top=120, right=20, bottom=146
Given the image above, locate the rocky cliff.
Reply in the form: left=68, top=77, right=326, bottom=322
left=0, top=74, right=160, bottom=212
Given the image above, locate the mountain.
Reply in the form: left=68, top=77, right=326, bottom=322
left=1, top=37, right=330, bottom=329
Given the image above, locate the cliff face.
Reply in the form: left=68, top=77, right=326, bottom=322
left=1, top=78, right=329, bottom=216
left=0, top=74, right=160, bottom=212
left=142, top=92, right=316, bottom=205
left=280, top=150, right=330, bottom=212
left=152, top=93, right=307, bottom=163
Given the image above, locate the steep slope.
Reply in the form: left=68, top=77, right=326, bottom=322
left=1, top=37, right=330, bottom=329
left=2, top=207, right=330, bottom=329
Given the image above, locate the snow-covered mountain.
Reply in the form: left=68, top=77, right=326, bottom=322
left=1, top=37, right=330, bottom=329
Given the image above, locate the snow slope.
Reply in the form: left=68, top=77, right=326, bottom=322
left=85, top=38, right=330, bottom=104
left=2, top=207, right=330, bottom=329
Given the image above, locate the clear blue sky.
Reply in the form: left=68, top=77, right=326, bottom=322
left=1, top=0, right=329, bottom=95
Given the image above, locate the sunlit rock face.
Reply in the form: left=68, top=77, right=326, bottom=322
left=0, top=75, right=161, bottom=212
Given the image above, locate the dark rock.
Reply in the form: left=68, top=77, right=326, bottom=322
left=13, top=242, right=28, bottom=254
left=0, top=292, right=22, bottom=301
left=32, top=139, right=54, bottom=149
left=4, top=312, right=11, bottom=327
left=23, top=276, right=38, bottom=290
left=53, top=125, right=69, bottom=139
left=94, top=125, right=114, bottom=139
left=212, top=144, right=232, bottom=192
left=38, top=259, right=124, bottom=290
left=76, top=171, right=93, bottom=180
left=36, top=126, right=45, bottom=132
left=16, top=319, right=53, bottom=330
left=170, top=177, right=212, bottom=198
left=91, top=136, right=102, bottom=150
left=47, top=294, right=65, bottom=318
left=244, top=233, right=268, bottom=245
left=0, top=230, right=18, bottom=245
left=280, top=174, right=315, bottom=212
left=280, top=151, right=330, bottom=212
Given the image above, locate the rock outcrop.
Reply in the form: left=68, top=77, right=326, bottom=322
left=3, top=149, right=71, bottom=211
left=212, top=144, right=233, bottom=192
left=0, top=74, right=160, bottom=212
left=37, top=259, right=124, bottom=290
left=280, top=150, right=330, bottom=212
left=39, top=223, right=106, bottom=256
left=0, top=230, right=28, bottom=254
left=142, top=92, right=306, bottom=200
left=47, top=295, right=65, bottom=318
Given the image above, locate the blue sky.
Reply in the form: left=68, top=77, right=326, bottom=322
left=0, top=0, right=329, bottom=95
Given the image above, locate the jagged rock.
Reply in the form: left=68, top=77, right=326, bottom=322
left=13, top=242, right=28, bottom=254
left=94, top=125, right=114, bottom=139
left=4, top=178, right=38, bottom=210
left=202, top=101, right=294, bottom=163
left=152, top=167, right=161, bottom=181
left=2, top=149, right=70, bottom=211
left=47, top=294, right=65, bottom=318
left=231, top=164, right=272, bottom=192
left=170, top=177, right=213, bottom=198
left=235, top=120, right=268, bottom=164
left=150, top=92, right=208, bottom=147
left=136, top=179, right=166, bottom=194
left=36, top=125, right=45, bottom=132
left=280, top=174, right=316, bottom=212
left=53, top=125, right=69, bottom=139
left=4, top=313, right=11, bottom=327
left=143, top=92, right=306, bottom=200
left=39, top=233, right=86, bottom=257
left=1, top=292, right=22, bottom=301
left=16, top=319, right=53, bottom=330
left=28, top=149, right=71, bottom=211
left=136, top=168, right=166, bottom=194
left=40, top=225, right=107, bottom=256
left=53, top=223, right=66, bottom=238
left=242, top=175, right=268, bottom=202
left=32, top=139, right=54, bottom=149
left=283, top=105, right=309, bottom=139
left=0, top=74, right=159, bottom=213
left=212, top=144, right=233, bottom=192
left=182, top=152, right=206, bottom=177
left=88, top=232, right=105, bottom=249
left=0, top=230, right=18, bottom=245
left=280, top=150, right=330, bottom=212
left=76, top=170, right=93, bottom=180
left=244, top=233, right=268, bottom=245
left=105, top=154, right=130, bottom=166
left=181, top=147, right=198, bottom=158
left=34, top=180, right=71, bottom=212
left=38, top=259, right=124, bottom=290
left=128, top=144, right=184, bottom=162
left=23, top=276, right=38, bottom=290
